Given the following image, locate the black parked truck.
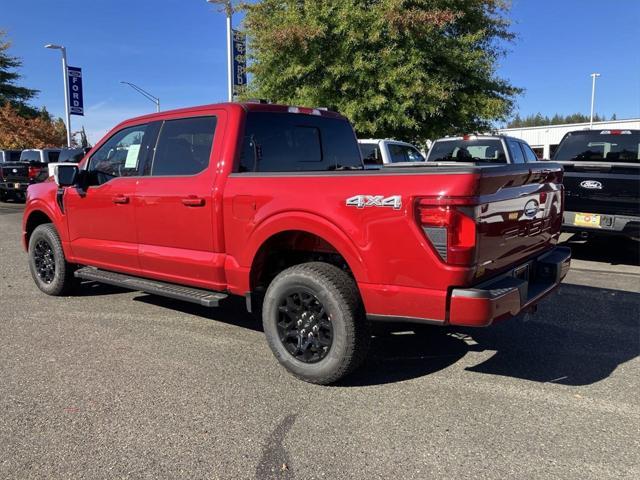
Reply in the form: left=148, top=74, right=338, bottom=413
left=552, top=129, right=640, bottom=239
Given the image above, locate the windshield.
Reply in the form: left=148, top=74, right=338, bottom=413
left=428, top=139, right=506, bottom=163
left=553, top=131, right=640, bottom=162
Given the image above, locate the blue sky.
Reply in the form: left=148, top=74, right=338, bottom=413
left=2, top=0, right=639, bottom=142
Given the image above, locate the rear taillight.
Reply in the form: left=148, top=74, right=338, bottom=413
left=417, top=199, right=477, bottom=266
left=28, top=166, right=41, bottom=180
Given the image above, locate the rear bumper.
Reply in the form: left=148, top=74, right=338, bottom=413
left=563, top=211, right=640, bottom=237
left=448, top=246, right=571, bottom=327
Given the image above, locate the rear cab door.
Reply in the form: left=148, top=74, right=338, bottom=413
left=135, top=110, right=227, bottom=290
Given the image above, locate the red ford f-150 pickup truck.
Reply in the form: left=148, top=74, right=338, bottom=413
left=22, top=102, right=570, bottom=384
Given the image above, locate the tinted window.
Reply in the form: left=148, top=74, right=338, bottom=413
left=47, top=151, right=60, bottom=163
left=359, top=143, right=382, bottom=166
left=521, top=143, right=538, bottom=162
left=507, top=140, right=526, bottom=164
left=152, top=116, right=216, bottom=176
left=553, top=131, right=640, bottom=162
left=88, top=124, right=148, bottom=184
left=8, top=151, right=21, bottom=162
left=59, top=148, right=85, bottom=163
left=20, top=150, right=42, bottom=162
left=238, top=112, right=362, bottom=172
left=428, top=139, right=506, bottom=163
left=388, top=144, right=425, bottom=163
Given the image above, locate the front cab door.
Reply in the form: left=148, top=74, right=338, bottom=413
left=65, top=123, right=150, bottom=275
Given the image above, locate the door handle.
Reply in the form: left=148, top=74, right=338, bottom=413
left=181, top=196, right=205, bottom=207
left=112, top=195, right=129, bottom=204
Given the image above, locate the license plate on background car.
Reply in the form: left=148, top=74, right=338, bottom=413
left=14, top=183, right=20, bottom=189
left=574, top=213, right=601, bottom=227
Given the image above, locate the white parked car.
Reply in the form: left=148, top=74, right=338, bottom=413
left=358, top=139, right=425, bottom=168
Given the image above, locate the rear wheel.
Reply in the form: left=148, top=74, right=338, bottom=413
left=28, top=224, right=76, bottom=296
left=0, top=190, right=8, bottom=202
left=262, top=262, right=370, bottom=384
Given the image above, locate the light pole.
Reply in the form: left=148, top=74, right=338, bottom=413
left=120, top=81, right=160, bottom=112
left=589, top=72, right=601, bottom=129
left=207, top=0, right=233, bottom=102
left=44, top=44, right=72, bottom=147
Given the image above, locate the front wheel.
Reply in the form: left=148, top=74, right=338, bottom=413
left=262, top=262, right=370, bottom=384
left=28, top=223, right=76, bottom=296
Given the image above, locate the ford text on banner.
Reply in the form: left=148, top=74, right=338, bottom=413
left=67, top=66, right=84, bottom=116
left=232, top=29, right=246, bottom=97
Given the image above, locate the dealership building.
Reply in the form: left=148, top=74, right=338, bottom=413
left=497, top=117, right=640, bottom=159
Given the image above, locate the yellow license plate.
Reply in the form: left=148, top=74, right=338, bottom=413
left=574, top=213, right=601, bottom=227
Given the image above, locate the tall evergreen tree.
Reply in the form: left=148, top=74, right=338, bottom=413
left=0, top=31, right=38, bottom=116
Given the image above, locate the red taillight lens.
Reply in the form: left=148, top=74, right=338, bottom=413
left=28, top=166, right=41, bottom=180
left=417, top=200, right=477, bottom=266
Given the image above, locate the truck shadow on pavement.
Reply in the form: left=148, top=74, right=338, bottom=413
left=562, top=234, right=639, bottom=266
left=123, top=283, right=638, bottom=387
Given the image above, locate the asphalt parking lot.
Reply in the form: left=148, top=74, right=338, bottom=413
left=0, top=201, right=638, bottom=479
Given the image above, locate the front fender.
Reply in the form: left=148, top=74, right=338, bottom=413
left=22, top=184, right=68, bottom=253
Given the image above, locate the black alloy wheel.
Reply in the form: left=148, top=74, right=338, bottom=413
left=277, top=289, right=333, bottom=363
left=28, top=223, right=76, bottom=296
left=33, top=239, right=56, bottom=284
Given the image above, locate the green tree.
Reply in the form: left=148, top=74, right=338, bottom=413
left=240, top=0, right=521, bottom=142
left=0, top=30, right=38, bottom=116
left=507, top=112, right=610, bottom=128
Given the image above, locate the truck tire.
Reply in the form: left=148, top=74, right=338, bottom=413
left=262, top=262, right=370, bottom=384
left=28, top=223, right=76, bottom=296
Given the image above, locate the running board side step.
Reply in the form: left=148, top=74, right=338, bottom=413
left=74, top=267, right=228, bottom=307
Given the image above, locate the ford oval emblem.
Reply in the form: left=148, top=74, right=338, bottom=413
left=524, top=199, right=538, bottom=218
left=580, top=180, right=602, bottom=190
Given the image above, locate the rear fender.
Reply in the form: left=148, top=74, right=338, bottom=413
left=228, top=211, right=367, bottom=294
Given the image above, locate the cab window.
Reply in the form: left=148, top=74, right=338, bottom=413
left=388, top=144, right=425, bottom=163
left=359, top=143, right=383, bottom=166
left=507, top=139, right=526, bottom=164
left=151, top=116, right=217, bottom=176
left=88, top=124, right=148, bottom=184
left=521, top=143, right=539, bottom=162
left=238, top=112, right=362, bottom=172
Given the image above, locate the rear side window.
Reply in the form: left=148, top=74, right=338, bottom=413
left=359, top=143, right=382, bottom=166
left=521, top=143, right=538, bottom=162
left=507, top=140, right=526, bottom=164
left=238, top=112, right=362, bottom=172
left=8, top=151, right=21, bottom=162
left=152, top=116, right=217, bottom=176
left=428, top=139, right=506, bottom=163
left=388, top=144, right=425, bottom=163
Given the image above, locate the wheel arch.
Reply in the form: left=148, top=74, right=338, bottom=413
left=243, top=212, right=367, bottom=294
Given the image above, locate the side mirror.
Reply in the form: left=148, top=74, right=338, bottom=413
left=55, top=164, right=79, bottom=187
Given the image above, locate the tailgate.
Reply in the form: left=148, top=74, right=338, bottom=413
left=1, top=162, right=29, bottom=182
left=474, top=163, right=564, bottom=279
left=560, top=162, right=640, bottom=217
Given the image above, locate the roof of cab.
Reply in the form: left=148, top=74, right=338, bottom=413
left=120, top=102, right=345, bottom=127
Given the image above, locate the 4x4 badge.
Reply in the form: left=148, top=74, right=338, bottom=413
left=346, top=195, right=402, bottom=209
